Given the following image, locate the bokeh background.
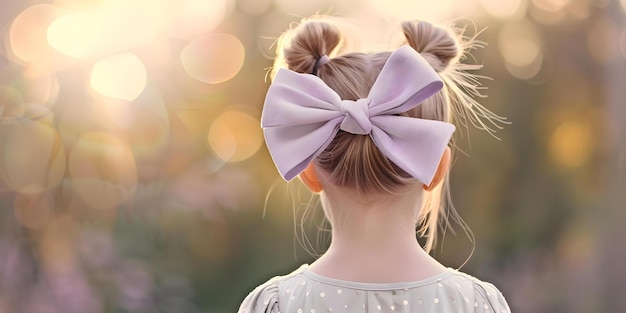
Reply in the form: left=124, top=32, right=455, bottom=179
left=0, top=0, right=625, bottom=312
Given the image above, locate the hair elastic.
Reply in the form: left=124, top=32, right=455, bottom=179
left=311, top=55, right=330, bottom=76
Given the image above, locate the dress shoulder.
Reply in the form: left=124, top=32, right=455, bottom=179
left=237, top=265, right=308, bottom=313
left=237, top=276, right=280, bottom=313
left=238, top=265, right=511, bottom=313
left=461, top=273, right=511, bottom=313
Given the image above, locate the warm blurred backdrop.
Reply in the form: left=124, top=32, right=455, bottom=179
left=0, top=0, right=625, bottom=312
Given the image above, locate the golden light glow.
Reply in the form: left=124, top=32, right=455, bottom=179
left=52, top=0, right=103, bottom=10
left=9, top=4, right=65, bottom=64
left=0, top=105, right=66, bottom=193
left=180, top=34, right=245, bottom=84
left=47, top=12, right=101, bottom=59
left=549, top=120, right=593, bottom=168
left=90, top=53, right=147, bottom=101
left=68, top=132, right=138, bottom=210
left=480, top=0, right=523, bottom=19
left=208, top=111, right=263, bottom=162
left=209, top=124, right=237, bottom=161
left=47, top=0, right=171, bottom=59
left=621, top=0, right=626, bottom=12
left=170, top=0, right=229, bottom=39
left=531, top=0, right=572, bottom=12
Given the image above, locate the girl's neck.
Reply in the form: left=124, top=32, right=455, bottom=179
left=308, top=186, right=447, bottom=283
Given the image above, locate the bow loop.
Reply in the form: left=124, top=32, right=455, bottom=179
left=262, top=46, right=456, bottom=184
left=339, top=99, right=371, bottom=135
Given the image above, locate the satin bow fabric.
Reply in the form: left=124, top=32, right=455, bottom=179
left=261, top=46, right=456, bottom=185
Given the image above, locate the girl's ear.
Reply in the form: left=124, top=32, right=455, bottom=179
left=424, top=146, right=451, bottom=191
left=300, top=163, right=323, bottom=193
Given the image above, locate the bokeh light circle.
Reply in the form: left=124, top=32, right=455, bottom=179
left=504, top=55, right=543, bottom=81
left=498, top=21, right=543, bottom=80
left=69, top=132, right=138, bottom=210
left=9, top=4, right=65, bottom=64
left=180, top=34, right=245, bottom=84
left=90, top=53, right=147, bottom=101
left=549, top=120, right=593, bottom=168
left=47, top=12, right=98, bottom=59
left=208, top=111, right=263, bottom=162
left=502, top=38, right=540, bottom=67
left=47, top=1, right=169, bottom=59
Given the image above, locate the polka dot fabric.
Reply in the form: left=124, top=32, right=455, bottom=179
left=238, top=265, right=510, bottom=313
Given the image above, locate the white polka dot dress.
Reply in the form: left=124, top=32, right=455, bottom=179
left=238, top=265, right=511, bottom=313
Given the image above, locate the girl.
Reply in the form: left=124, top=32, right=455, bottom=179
left=239, top=16, right=511, bottom=313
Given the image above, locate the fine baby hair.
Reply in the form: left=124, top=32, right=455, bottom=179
left=240, top=15, right=511, bottom=313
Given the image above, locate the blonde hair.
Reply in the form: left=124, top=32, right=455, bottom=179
left=270, top=16, right=506, bottom=253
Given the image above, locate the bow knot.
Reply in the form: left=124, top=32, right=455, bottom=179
left=340, top=99, right=371, bottom=135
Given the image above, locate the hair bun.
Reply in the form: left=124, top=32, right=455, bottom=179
left=402, top=21, right=459, bottom=72
left=282, top=20, right=341, bottom=74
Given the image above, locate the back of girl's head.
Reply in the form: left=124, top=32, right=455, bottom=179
left=272, top=18, right=463, bottom=194
left=270, top=16, right=505, bottom=251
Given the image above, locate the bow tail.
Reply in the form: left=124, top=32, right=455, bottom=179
left=370, top=116, right=456, bottom=186
left=263, top=119, right=342, bottom=181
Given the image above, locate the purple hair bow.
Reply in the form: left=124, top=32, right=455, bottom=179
left=261, top=46, right=455, bottom=185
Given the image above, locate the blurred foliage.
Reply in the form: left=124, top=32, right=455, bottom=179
left=0, top=0, right=625, bottom=312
